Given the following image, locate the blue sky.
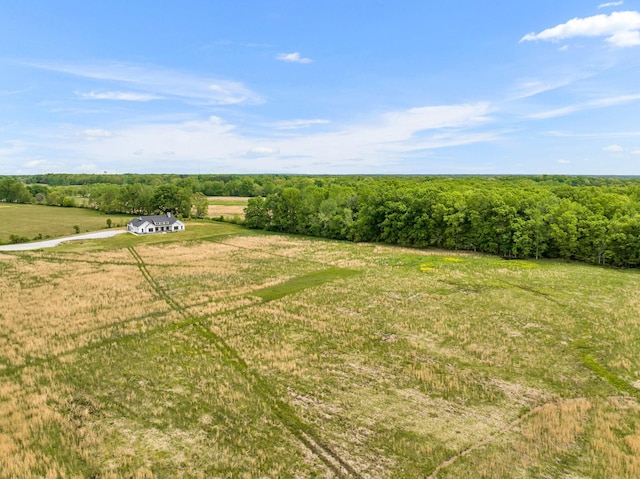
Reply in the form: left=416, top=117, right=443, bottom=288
left=1, top=0, right=640, bottom=175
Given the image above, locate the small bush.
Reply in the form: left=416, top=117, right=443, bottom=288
left=9, top=234, right=30, bottom=244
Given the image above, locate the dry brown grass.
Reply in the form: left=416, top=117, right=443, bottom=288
left=0, top=258, right=175, bottom=368
left=207, top=204, right=246, bottom=219
left=2, top=229, right=640, bottom=477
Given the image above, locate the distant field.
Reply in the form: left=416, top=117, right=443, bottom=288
left=207, top=195, right=249, bottom=220
left=1, top=224, right=639, bottom=478
left=0, top=204, right=131, bottom=244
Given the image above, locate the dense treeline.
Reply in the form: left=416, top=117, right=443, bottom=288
left=3, top=174, right=640, bottom=267
left=0, top=178, right=208, bottom=218
left=243, top=176, right=640, bottom=268
left=14, top=173, right=281, bottom=197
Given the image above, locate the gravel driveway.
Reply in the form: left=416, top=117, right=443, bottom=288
left=0, top=229, right=127, bottom=251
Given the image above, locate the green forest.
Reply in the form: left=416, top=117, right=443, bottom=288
left=2, top=174, right=640, bottom=267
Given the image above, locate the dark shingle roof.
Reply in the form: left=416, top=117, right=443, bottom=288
left=128, top=214, right=180, bottom=226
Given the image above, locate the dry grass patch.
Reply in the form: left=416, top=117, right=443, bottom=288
left=3, top=228, right=640, bottom=477
left=207, top=204, right=246, bottom=219
left=0, top=257, right=175, bottom=367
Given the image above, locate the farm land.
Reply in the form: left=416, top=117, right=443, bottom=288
left=207, top=196, right=249, bottom=222
left=0, top=210, right=639, bottom=477
left=0, top=204, right=131, bottom=245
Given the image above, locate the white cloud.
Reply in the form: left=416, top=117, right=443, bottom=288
left=40, top=102, right=497, bottom=174
left=74, top=163, right=99, bottom=172
left=25, top=160, right=51, bottom=168
left=528, top=94, right=640, bottom=119
left=272, top=119, right=330, bottom=129
left=29, top=60, right=262, bottom=105
left=607, top=29, right=640, bottom=46
left=78, top=91, right=160, bottom=101
left=276, top=52, right=313, bottom=63
left=520, top=11, right=640, bottom=47
left=599, top=1, right=624, bottom=8
left=558, top=159, right=571, bottom=164
left=83, top=128, right=114, bottom=140
left=0, top=86, right=33, bottom=96
left=247, top=146, right=280, bottom=155
left=603, top=144, right=624, bottom=151
left=632, top=148, right=640, bottom=154
left=380, top=103, right=494, bottom=136
left=509, top=78, right=574, bottom=100
left=0, top=140, right=26, bottom=156
left=546, top=130, right=640, bottom=139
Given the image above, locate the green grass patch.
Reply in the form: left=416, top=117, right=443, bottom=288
left=252, top=267, right=360, bottom=301
left=55, top=221, right=246, bottom=253
left=0, top=204, right=130, bottom=244
left=207, top=196, right=250, bottom=205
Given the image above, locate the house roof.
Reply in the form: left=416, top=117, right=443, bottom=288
left=128, top=214, right=182, bottom=227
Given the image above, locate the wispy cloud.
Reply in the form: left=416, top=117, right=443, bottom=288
left=520, top=11, right=640, bottom=47
left=83, top=128, right=114, bottom=140
left=247, top=146, right=280, bottom=156
left=0, top=86, right=34, bottom=96
left=28, top=60, right=262, bottom=105
left=546, top=130, right=640, bottom=139
left=40, top=102, right=498, bottom=173
left=599, top=1, right=624, bottom=8
left=528, top=94, right=640, bottom=119
left=275, top=52, right=313, bottom=63
left=0, top=140, right=26, bottom=156
left=603, top=144, right=624, bottom=151
left=272, top=119, right=330, bottom=129
left=78, top=91, right=161, bottom=101
left=509, top=78, right=575, bottom=100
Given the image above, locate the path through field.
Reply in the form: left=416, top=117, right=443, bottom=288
left=127, top=245, right=362, bottom=478
left=0, top=228, right=126, bottom=250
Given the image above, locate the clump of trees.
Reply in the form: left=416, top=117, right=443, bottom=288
left=0, top=178, right=33, bottom=204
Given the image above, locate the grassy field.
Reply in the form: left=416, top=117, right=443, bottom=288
left=1, top=221, right=639, bottom=478
left=0, top=204, right=131, bottom=244
left=207, top=196, right=249, bottom=221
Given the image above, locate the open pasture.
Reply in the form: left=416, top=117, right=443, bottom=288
left=0, top=224, right=639, bottom=478
left=0, top=204, right=130, bottom=244
left=207, top=196, right=249, bottom=220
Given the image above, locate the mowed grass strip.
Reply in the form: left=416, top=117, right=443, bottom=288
left=252, top=268, right=360, bottom=301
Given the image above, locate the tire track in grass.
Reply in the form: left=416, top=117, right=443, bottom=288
left=425, top=403, right=546, bottom=479
left=498, top=277, right=640, bottom=398
left=426, top=394, right=639, bottom=479
left=426, top=275, right=640, bottom=479
left=127, top=246, right=362, bottom=478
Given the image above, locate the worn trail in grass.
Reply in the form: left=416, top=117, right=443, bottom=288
left=128, top=245, right=362, bottom=477
left=1, top=226, right=640, bottom=478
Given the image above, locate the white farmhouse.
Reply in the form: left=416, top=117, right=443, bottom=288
left=127, top=213, right=185, bottom=235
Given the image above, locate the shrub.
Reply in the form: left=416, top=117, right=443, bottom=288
left=9, top=234, right=30, bottom=244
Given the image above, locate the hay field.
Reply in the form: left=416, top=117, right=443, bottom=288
left=1, top=224, right=639, bottom=478
left=207, top=196, right=249, bottom=220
